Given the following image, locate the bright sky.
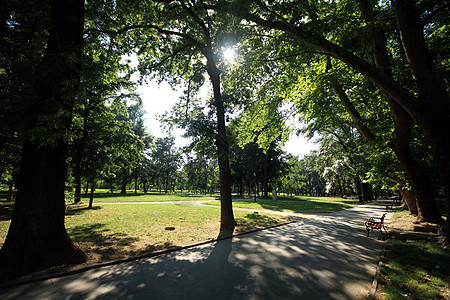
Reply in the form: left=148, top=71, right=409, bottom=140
left=136, top=79, right=318, bottom=157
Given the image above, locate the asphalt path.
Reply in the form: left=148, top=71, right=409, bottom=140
left=0, top=200, right=392, bottom=300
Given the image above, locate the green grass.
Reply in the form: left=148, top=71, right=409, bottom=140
left=203, top=196, right=358, bottom=213
left=78, top=189, right=221, bottom=203
left=0, top=188, right=223, bottom=203
left=380, top=239, right=450, bottom=299
left=0, top=203, right=289, bottom=266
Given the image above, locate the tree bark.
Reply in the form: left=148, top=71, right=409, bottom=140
left=73, top=110, right=89, bottom=204
left=358, top=0, right=442, bottom=224
left=355, top=177, right=363, bottom=202
left=388, top=101, right=443, bottom=224
left=134, top=173, right=138, bottom=194
left=206, top=56, right=236, bottom=237
left=263, top=154, right=269, bottom=198
left=393, top=0, right=450, bottom=238
left=234, top=5, right=450, bottom=233
left=6, top=181, right=14, bottom=202
left=1, top=141, right=86, bottom=281
left=88, top=181, right=95, bottom=209
left=397, top=180, right=419, bottom=215
left=0, top=0, right=86, bottom=281
left=362, top=183, right=374, bottom=202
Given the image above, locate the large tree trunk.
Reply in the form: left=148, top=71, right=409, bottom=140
left=135, top=173, right=138, bottom=194
left=358, top=0, right=442, bottom=224
left=393, top=0, right=450, bottom=236
left=0, top=141, right=86, bottom=281
left=206, top=57, right=236, bottom=238
left=355, top=177, right=363, bottom=202
left=397, top=180, right=419, bottom=215
left=0, top=0, right=86, bottom=281
left=362, top=183, right=374, bottom=202
left=236, top=3, right=450, bottom=235
left=263, top=154, right=269, bottom=198
left=388, top=101, right=443, bottom=224
left=73, top=161, right=82, bottom=203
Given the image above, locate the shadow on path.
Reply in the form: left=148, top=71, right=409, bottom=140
left=0, top=201, right=391, bottom=300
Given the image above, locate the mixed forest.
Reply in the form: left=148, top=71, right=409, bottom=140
left=0, top=0, right=448, bottom=281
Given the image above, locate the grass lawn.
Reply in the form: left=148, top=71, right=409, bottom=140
left=77, top=189, right=222, bottom=203
left=378, top=210, right=450, bottom=299
left=204, top=196, right=359, bottom=213
left=0, top=203, right=290, bottom=273
left=380, top=240, right=450, bottom=299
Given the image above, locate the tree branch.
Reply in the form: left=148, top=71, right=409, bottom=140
left=149, top=43, right=194, bottom=70
left=213, top=2, right=420, bottom=119
left=261, top=51, right=330, bottom=63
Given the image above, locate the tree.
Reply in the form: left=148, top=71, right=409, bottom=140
left=125, top=102, right=153, bottom=194
left=183, top=154, right=218, bottom=194
left=111, top=1, right=240, bottom=235
left=151, top=136, right=181, bottom=193
left=75, top=101, right=143, bottom=207
left=0, top=0, right=86, bottom=281
left=221, top=0, right=450, bottom=237
left=299, top=152, right=326, bottom=196
left=70, top=40, right=136, bottom=203
left=0, top=139, right=22, bottom=202
left=279, top=155, right=306, bottom=197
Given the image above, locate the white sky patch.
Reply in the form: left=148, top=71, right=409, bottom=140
left=124, top=54, right=317, bottom=156
left=223, top=48, right=236, bottom=64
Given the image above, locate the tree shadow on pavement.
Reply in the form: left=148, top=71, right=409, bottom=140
left=0, top=201, right=391, bottom=300
left=235, top=213, right=288, bottom=234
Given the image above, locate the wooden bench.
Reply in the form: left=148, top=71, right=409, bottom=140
left=365, top=213, right=387, bottom=240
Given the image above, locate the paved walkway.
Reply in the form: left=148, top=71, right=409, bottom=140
left=0, top=201, right=392, bottom=300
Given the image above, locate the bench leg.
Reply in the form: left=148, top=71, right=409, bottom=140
left=379, top=225, right=387, bottom=240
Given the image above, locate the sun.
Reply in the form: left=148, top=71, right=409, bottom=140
left=223, top=48, right=235, bottom=63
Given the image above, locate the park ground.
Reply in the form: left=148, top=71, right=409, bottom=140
left=0, top=189, right=449, bottom=299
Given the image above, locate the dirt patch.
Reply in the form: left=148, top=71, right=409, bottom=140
left=388, top=211, right=441, bottom=242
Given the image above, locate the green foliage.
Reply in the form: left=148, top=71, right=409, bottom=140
left=64, top=190, right=75, bottom=203
left=150, top=136, right=182, bottom=192
left=229, top=139, right=287, bottom=196
left=278, top=155, right=307, bottom=196
left=182, top=154, right=218, bottom=194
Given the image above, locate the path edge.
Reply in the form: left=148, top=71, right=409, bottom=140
left=368, top=238, right=388, bottom=299
left=0, top=219, right=297, bottom=291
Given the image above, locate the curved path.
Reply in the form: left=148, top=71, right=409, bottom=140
left=0, top=201, right=392, bottom=299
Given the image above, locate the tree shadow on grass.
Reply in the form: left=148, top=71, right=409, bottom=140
left=67, top=223, right=180, bottom=263
left=234, top=213, right=288, bottom=234
left=65, top=206, right=101, bottom=216
left=0, top=205, right=13, bottom=221
left=67, top=223, right=140, bottom=262
left=236, top=199, right=355, bottom=213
